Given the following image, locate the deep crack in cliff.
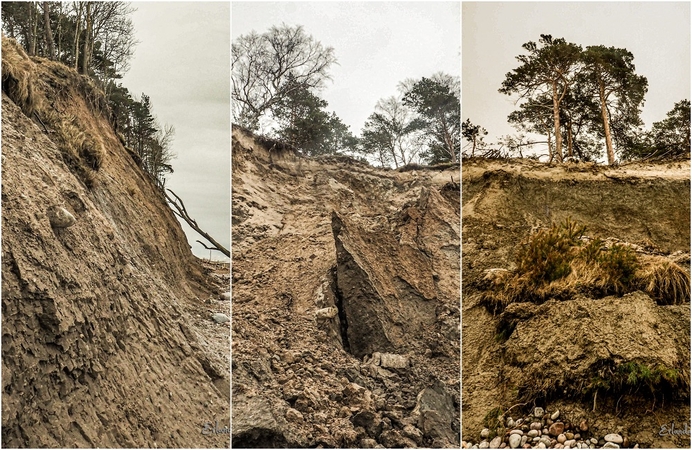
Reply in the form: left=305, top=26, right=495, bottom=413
left=232, top=125, right=460, bottom=448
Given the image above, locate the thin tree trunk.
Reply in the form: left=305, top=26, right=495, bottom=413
left=73, top=2, right=82, bottom=70
left=552, top=81, right=563, bottom=162
left=599, top=80, right=615, bottom=165
left=547, top=128, right=553, bottom=162
left=81, top=2, right=92, bottom=75
left=43, top=2, right=54, bottom=60
left=567, top=118, right=574, bottom=158
left=28, top=3, right=37, bottom=56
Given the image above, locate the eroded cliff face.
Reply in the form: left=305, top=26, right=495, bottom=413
left=462, top=158, right=690, bottom=448
left=231, top=127, right=460, bottom=447
left=2, top=39, right=229, bottom=447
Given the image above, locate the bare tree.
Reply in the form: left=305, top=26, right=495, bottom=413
left=232, top=23, right=337, bottom=129
left=165, top=190, right=230, bottom=258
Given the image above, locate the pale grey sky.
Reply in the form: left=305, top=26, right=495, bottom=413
left=462, top=2, right=691, bottom=158
left=232, top=2, right=460, bottom=135
left=122, top=2, right=230, bottom=260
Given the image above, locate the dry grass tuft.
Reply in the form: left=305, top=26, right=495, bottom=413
left=2, top=38, right=110, bottom=188
left=2, top=37, right=41, bottom=116
left=636, top=256, right=690, bottom=305
left=479, top=219, right=689, bottom=313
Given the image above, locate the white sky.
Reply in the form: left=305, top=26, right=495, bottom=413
left=121, top=2, right=230, bottom=260
left=462, top=2, right=691, bottom=156
left=232, top=2, right=460, bottom=135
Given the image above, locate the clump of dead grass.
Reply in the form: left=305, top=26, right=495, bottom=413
left=2, top=37, right=109, bottom=188
left=2, top=37, right=41, bottom=116
left=637, top=256, right=690, bottom=305
left=480, top=219, right=689, bottom=314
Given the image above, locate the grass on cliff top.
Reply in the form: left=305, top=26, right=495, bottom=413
left=2, top=37, right=107, bottom=189
left=480, top=218, right=690, bottom=314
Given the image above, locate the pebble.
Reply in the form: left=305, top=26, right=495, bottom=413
left=534, top=407, right=545, bottom=418
left=481, top=428, right=490, bottom=439
left=551, top=410, right=560, bottom=420
left=536, top=443, right=546, bottom=449
left=527, top=430, right=539, bottom=438
left=510, top=430, right=524, bottom=436
left=47, top=206, right=76, bottom=228
left=520, top=436, right=528, bottom=446
left=565, top=439, right=576, bottom=447
left=531, top=422, right=542, bottom=431
left=479, top=441, right=489, bottom=449
left=489, top=436, right=502, bottom=449
left=565, top=432, right=574, bottom=440
left=604, top=434, right=623, bottom=444
left=580, top=420, right=589, bottom=432
left=508, top=434, right=522, bottom=449
left=212, top=313, right=230, bottom=323
left=549, top=422, right=565, bottom=436
left=507, top=418, right=515, bottom=428
left=590, top=438, right=598, bottom=445
left=557, top=434, right=567, bottom=444
left=602, top=443, right=620, bottom=449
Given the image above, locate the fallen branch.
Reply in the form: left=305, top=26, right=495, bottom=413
left=165, top=189, right=230, bottom=258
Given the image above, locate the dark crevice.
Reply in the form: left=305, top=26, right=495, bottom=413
left=331, top=265, right=351, bottom=354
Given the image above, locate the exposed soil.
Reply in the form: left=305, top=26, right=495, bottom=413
left=2, top=42, right=229, bottom=447
left=231, top=127, right=460, bottom=448
left=462, top=157, right=690, bottom=448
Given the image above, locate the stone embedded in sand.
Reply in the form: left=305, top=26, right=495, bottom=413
left=374, top=352, right=410, bottom=370
left=551, top=410, right=560, bottom=420
left=480, top=428, right=490, bottom=439
left=534, top=407, right=544, bottom=418
left=47, top=205, right=75, bottom=228
left=285, top=408, right=303, bottom=422
left=315, top=307, right=338, bottom=319
left=602, top=442, right=620, bottom=449
left=220, top=292, right=231, bottom=300
left=212, top=313, right=229, bottom=323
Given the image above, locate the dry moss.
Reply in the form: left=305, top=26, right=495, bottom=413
left=637, top=256, right=691, bottom=305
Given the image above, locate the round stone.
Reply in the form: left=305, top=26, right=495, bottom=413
left=602, top=443, right=620, bottom=449
left=549, top=422, right=565, bottom=437
left=489, top=436, right=502, bottom=449
left=531, top=422, right=542, bottom=430
left=527, top=430, right=539, bottom=438
left=508, top=434, right=522, bottom=449
left=537, top=443, right=546, bottom=449
left=510, top=430, right=524, bottom=436
left=481, top=428, right=490, bottom=439
left=551, top=410, right=560, bottom=420
left=534, top=407, right=545, bottom=418
left=479, top=441, right=489, bottom=449
left=604, top=434, right=624, bottom=444
left=557, top=434, right=567, bottom=444
left=565, top=432, right=574, bottom=440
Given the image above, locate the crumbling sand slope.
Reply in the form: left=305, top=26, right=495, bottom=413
left=232, top=127, right=460, bottom=448
left=2, top=39, right=229, bottom=447
left=462, top=158, right=690, bottom=448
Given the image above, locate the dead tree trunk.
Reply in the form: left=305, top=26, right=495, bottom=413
left=165, top=189, right=230, bottom=258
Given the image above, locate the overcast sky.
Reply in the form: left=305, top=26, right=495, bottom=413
left=232, top=2, right=460, bottom=135
left=463, top=2, right=691, bottom=159
left=122, top=2, right=230, bottom=260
